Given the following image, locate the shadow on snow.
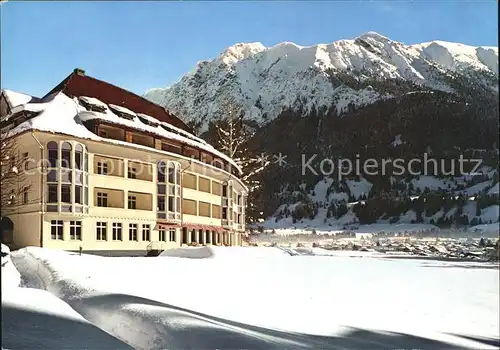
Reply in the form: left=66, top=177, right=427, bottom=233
left=72, top=292, right=497, bottom=350
left=1, top=303, right=133, bottom=349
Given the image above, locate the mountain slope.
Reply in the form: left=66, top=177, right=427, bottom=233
left=144, top=32, right=498, bottom=133
left=144, top=32, right=499, bottom=228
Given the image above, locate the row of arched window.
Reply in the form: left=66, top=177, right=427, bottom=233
left=157, top=161, right=182, bottom=220
left=46, top=141, right=89, bottom=214
left=47, top=141, right=87, bottom=170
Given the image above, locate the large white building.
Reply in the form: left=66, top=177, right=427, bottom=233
left=0, top=69, right=247, bottom=255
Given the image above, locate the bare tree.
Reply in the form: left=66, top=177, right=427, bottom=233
left=213, top=97, right=271, bottom=223
left=0, top=129, right=31, bottom=219
left=215, top=98, right=248, bottom=160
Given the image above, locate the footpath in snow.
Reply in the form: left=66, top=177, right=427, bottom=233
left=1, top=244, right=131, bottom=349
left=4, top=245, right=500, bottom=350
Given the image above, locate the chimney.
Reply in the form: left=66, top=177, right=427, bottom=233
left=74, top=68, right=85, bottom=76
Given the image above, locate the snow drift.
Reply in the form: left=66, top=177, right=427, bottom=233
left=6, top=246, right=499, bottom=349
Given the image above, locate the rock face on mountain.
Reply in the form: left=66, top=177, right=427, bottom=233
left=145, top=32, right=499, bottom=229
left=145, top=32, right=498, bottom=133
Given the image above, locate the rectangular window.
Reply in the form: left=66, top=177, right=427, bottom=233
left=129, top=223, right=138, bottom=241
left=128, top=166, right=136, bottom=179
left=161, top=142, right=181, bottom=154
left=142, top=224, right=151, bottom=241
left=47, top=170, right=57, bottom=182
left=23, top=188, right=28, bottom=204
left=84, top=186, right=88, bottom=205
left=61, top=204, right=72, bottom=213
left=61, top=185, right=71, bottom=203
left=46, top=204, right=58, bottom=212
left=128, top=195, right=137, bottom=209
left=48, top=184, right=58, bottom=203
left=75, top=171, right=83, bottom=184
left=169, top=229, right=176, bottom=242
left=222, top=185, right=228, bottom=197
left=159, top=228, right=166, bottom=242
left=75, top=152, right=82, bottom=170
left=48, top=149, right=58, bottom=168
left=158, top=196, right=165, bottom=211
left=182, top=199, right=197, bottom=215
left=222, top=207, right=228, bottom=220
left=168, top=184, right=175, bottom=195
left=183, top=146, right=199, bottom=160
left=61, top=169, right=72, bottom=183
left=51, top=220, right=63, bottom=240
left=157, top=163, right=166, bottom=182
left=168, top=196, right=175, bottom=212
left=70, top=221, right=82, bottom=240
left=97, top=192, right=108, bottom=207
left=61, top=149, right=71, bottom=168
left=97, top=162, right=108, bottom=175
left=182, top=173, right=197, bottom=190
left=157, top=184, right=166, bottom=195
left=75, top=186, right=82, bottom=204
left=112, top=223, right=122, bottom=241
left=199, top=201, right=211, bottom=217
left=96, top=222, right=107, bottom=241
left=199, top=177, right=211, bottom=193
left=168, top=167, right=175, bottom=183
left=212, top=204, right=221, bottom=219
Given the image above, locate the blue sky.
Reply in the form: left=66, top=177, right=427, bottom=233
left=1, top=1, right=498, bottom=97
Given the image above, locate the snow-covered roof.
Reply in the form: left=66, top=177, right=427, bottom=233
left=2, top=89, right=36, bottom=108
left=136, top=112, right=207, bottom=145
left=7, top=91, right=242, bottom=174
left=10, top=101, right=50, bottom=115
left=109, top=104, right=137, bottom=118
left=9, top=93, right=100, bottom=141
left=78, top=96, right=107, bottom=109
left=137, top=113, right=158, bottom=124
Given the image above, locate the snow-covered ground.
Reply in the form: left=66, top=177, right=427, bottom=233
left=2, top=244, right=131, bottom=349
left=2, top=245, right=499, bottom=349
left=260, top=223, right=439, bottom=237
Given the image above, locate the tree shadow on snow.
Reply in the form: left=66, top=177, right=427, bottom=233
left=1, top=303, right=133, bottom=349
left=74, top=293, right=496, bottom=350
left=447, top=333, right=500, bottom=348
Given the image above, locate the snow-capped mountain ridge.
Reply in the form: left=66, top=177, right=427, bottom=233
left=144, top=32, right=498, bottom=132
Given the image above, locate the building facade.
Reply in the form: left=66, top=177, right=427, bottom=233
left=0, top=69, right=247, bottom=255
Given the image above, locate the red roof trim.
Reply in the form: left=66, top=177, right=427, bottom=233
left=183, top=224, right=227, bottom=233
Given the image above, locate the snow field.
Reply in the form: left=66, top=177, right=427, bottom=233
left=3, top=246, right=498, bottom=349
